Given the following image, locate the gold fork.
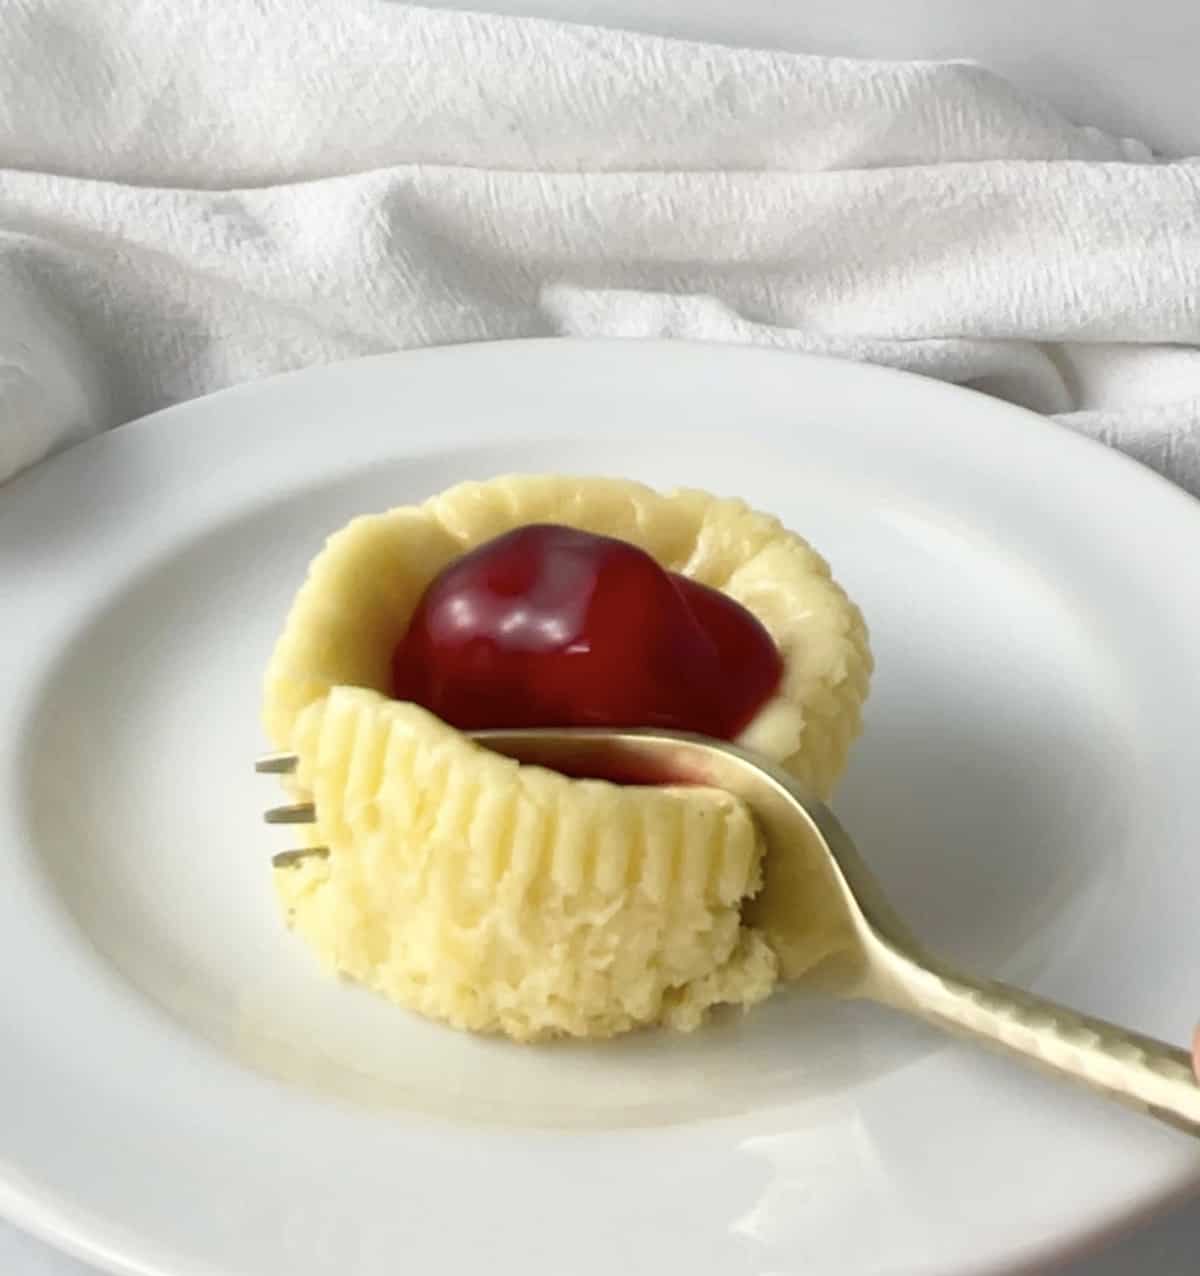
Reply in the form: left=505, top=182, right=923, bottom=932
left=258, top=726, right=1200, bottom=1136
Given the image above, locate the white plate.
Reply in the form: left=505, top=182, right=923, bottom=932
left=2, top=340, right=1199, bottom=1276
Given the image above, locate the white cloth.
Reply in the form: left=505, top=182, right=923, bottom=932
left=2, top=0, right=1200, bottom=493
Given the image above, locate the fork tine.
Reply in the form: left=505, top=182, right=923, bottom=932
left=258, top=753, right=318, bottom=861
left=256, top=752, right=299, bottom=774
left=264, top=802, right=316, bottom=825
left=273, top=847, right=329, bottom=868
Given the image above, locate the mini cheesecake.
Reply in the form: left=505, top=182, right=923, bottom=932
left=262, top=476, right=871, bottom=1041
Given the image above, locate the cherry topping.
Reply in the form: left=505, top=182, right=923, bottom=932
left=391, top=524, right=782, bottom=740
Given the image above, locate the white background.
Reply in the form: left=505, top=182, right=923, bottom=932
left=6, top=2, right=1198, bottom=1272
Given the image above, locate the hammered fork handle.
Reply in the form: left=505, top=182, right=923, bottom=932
left=873, top=951, right=1200, bottom=1136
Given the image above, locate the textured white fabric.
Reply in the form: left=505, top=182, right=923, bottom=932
left=2, top=0, right=1199, bottom=491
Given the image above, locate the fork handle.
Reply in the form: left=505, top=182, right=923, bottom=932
left=870, top=952, right=1200, bottom=1136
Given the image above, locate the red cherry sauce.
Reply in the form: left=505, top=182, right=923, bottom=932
left=391, top=525, right=782, bottom=782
